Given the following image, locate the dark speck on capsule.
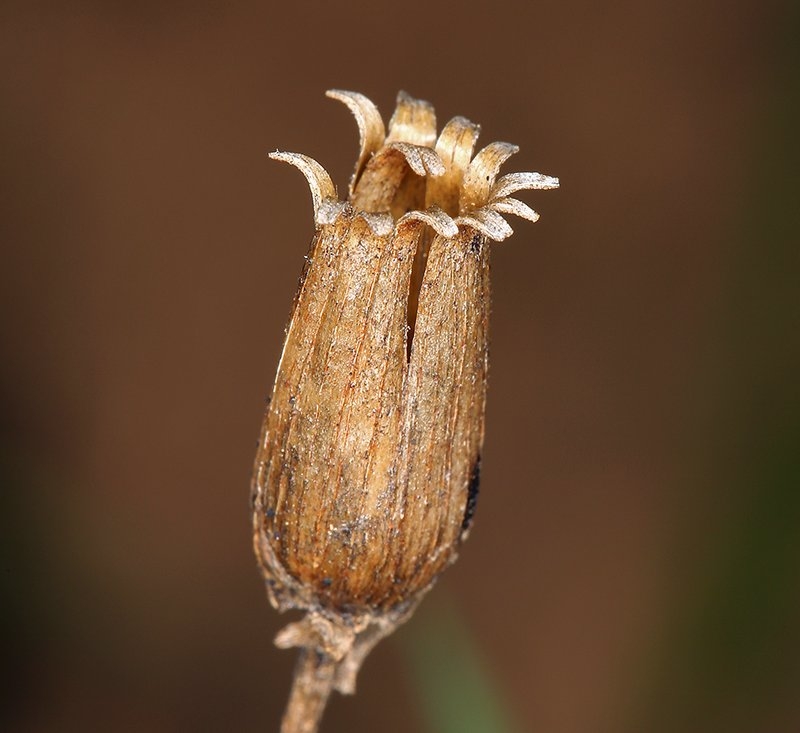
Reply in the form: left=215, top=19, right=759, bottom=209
left=461, top=456, right=481, bottom=533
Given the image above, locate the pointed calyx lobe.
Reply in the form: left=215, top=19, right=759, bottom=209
left=254, top=92, right=557, bottom=642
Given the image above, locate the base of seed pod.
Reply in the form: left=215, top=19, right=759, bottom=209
left=273, top=602, right=421, bottom=733
left=254, top=507, right=431, bottom=693
left=274, top=599, right=421, bottom=696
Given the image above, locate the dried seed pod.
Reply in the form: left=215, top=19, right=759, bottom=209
left=252, top=90, right=558, bottom=732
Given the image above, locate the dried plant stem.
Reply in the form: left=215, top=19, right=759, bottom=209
left=281, top=648, right=337, bottom=733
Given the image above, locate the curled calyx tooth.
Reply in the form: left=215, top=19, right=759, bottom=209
left=386, top=142, right=445, bottom=177
left=457, top=207, right=515, bottom=241
left=326, top=90, right=386, bottom=195
left=491, top=170, right=561, bottom=198
left=492, top=197, right=541, bottom=224
left=386, top=90, right=437, bottom=147
left=268, top=151, right=339, bottom=226
left=427, top=116, right=481, bottom=216
left=459, top=141, right=520, bottom=213
left=487, top=171, right=561, bottom=225
left=398, top=205, right=459, bottom=238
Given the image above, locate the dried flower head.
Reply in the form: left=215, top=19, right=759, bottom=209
left=252, top=90, right=558, bottom=732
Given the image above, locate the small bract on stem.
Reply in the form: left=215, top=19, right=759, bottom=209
left=251, top=90, right=558, bottom=733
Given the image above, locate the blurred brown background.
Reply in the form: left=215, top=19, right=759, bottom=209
left=2, top=1, right=798, bottom=732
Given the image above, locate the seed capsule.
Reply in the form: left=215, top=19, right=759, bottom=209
left=251, top=91, right=558, bottom=703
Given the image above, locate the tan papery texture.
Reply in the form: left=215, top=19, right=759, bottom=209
left=251, top=90, right=557, bottom=731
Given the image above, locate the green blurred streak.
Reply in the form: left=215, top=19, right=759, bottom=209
left=0, top=444, right=54, bottom=727
left=401, top=598, right=518, bottom=733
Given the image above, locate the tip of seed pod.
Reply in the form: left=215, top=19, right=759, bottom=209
left=270, top=93, right=559, bottom=243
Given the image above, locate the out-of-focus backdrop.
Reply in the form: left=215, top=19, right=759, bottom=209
left=2, top=2, right=798, bottom=732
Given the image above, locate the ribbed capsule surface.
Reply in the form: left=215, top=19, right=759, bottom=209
left=252, top=90, right=559, bottom=616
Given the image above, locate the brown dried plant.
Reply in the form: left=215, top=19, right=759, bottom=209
left=251, top=90, right=558, bottom=733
